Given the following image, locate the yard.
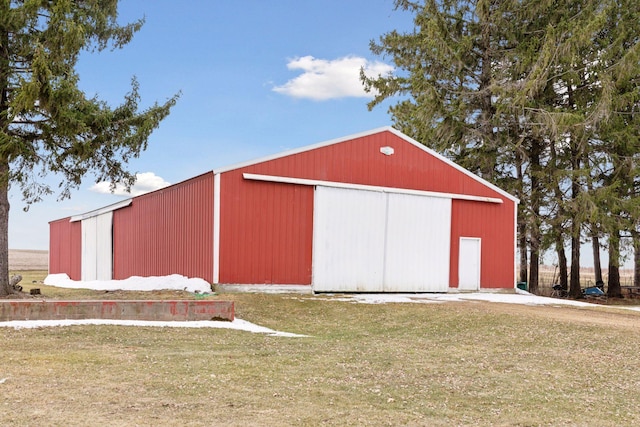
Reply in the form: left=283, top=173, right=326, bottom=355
left=2, top=270, right=640, bottom=426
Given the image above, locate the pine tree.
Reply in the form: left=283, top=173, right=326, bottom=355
left=366, top=0, right=640, bottom=296
left=0, top=0, right=178, bottom=296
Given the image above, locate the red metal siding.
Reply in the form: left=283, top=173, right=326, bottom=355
left=218, top=174, right=314, bottom=284
left=48, top=218, right=81, bottom=280
left=219, top=130, right=514, bottom=287
left=112, top=172, right=214, bottom=282
left=237, top=131, right=503, bottom=198
left=449, top=199, right=516, bottom=288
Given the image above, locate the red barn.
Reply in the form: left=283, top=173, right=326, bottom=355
left=49, top=127, right=518, bottom=293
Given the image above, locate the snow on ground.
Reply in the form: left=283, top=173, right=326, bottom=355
left=335, top=288, right=640, bottom=312
left=44, top=273, right=212, bottom=294
left=0, top=318, right=307, bottom=337
left=7, top=276, right=639, bottom=333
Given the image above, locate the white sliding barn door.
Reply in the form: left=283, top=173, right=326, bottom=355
left=312, top=187, right=386, bottom=292
left=384, top=193, right=451, bottom=292
left=81, top=212, right=113, bottom=281
left=312, top=186, right=452, bottom=292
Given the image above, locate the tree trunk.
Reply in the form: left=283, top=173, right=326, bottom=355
left=592, top=233, right=603, bottom=284
left=528, top=220, right=541, bottom=293
left=528, top=139, right=543, bottom=294
left=515, top=147, right=528, bottom=285
left=528, top=217, right=541, bottom=293
left=519, top=221, right=528, bottom=284
left=549, top=138, right=567, bottom=290
left=555, top=234, right=568, bottom=291
left=607, top=230, right=622, bottom=298
left=0, top=160, right=11, bottom=296
left=634, top=231, right=640, bottom=287
left=568, top=134, right=582, bottom=298
left=0, top=20, right=11, bottom=297
left=529, top=247, right=539, bottom=294
left=569, top=234, right=582, bottom=298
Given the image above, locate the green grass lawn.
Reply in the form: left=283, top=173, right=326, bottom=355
left=2, top=287, right=640, bottom=426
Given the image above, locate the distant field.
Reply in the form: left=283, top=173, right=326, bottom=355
left=8, top=249, right=48, bottom=271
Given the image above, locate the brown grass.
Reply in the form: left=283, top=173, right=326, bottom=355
left=2, top=276, right=640, bottom=426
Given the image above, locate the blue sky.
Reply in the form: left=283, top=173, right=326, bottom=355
left=10, top=0, right=414, bottom=250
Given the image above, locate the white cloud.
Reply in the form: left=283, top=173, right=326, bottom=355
left=273, top=55, right=393, bottom=101
left=90, top=172, right=171, bottom=197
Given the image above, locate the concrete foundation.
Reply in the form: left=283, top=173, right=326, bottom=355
left=0, top=299, right=234, bottom=322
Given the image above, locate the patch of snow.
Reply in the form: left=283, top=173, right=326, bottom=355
left=332, top=294, right=444, bottom=305
left=338, top=292, right=640, bottom=311
left=0, top=318, right=307, bottom=337
left=44, top=273, right=211, bottom=294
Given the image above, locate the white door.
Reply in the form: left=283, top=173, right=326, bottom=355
left=384, top=193, right=451, bottom=292
left=458, top=237, right=481, bottom=291
left=312, top=186, right=386, bottom=292
left=81, top=212, right=113, bottom=281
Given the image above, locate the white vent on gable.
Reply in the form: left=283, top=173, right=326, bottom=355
left=380, top=146, right=394, bottom=156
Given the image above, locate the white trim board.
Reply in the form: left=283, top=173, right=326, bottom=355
left=70, top=199, right=132, bottom=222
left=213, top=173, right=221, bottom=284
left=243, top=173, right=504, bottom=204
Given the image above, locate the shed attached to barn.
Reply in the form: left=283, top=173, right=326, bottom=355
left=49, top=127, right=518, bottom=293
